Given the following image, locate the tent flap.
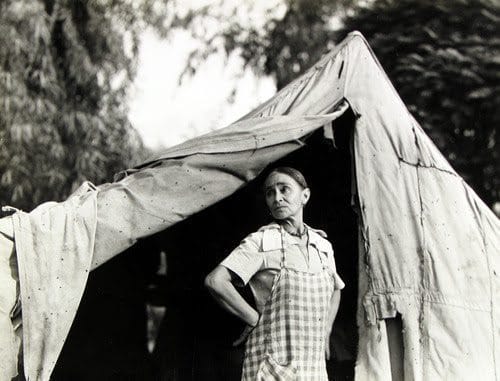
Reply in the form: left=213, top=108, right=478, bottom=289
left=13, top=182, right=97, bottom=381
left=93, top=102, right=350, bottom=267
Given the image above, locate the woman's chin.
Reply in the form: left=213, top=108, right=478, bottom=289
left=271, top=211, right=288, bottom=220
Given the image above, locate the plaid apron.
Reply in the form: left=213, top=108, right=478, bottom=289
left=242, top=228, right=335, bottom=380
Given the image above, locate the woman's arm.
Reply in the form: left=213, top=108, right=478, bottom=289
left=205, top=265, right=259, bottom=327
left=325, top=289, right=341, bottom=360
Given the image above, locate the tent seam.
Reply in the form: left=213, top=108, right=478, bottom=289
left=353, top=118, right=374, bottom=295
left=398, top=158, right=457, bottom=177
left=415, top=164, right=427, bottom=381
left=410, top=111, right=435, bottom=379
left=412, top=112, right=428, bottom=380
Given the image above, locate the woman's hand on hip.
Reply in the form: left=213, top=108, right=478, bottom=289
left=233, top=313, right=260, bottom=347
left=233, top=325, right=255, bottom=347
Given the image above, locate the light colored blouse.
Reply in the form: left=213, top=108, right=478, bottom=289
left=221, top=222, right=345, bottom=312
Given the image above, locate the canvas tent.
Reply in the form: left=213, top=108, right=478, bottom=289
left=1, top=31, right=499, bottom=380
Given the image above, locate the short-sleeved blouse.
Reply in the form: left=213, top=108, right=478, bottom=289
left=220, top=223, right=345, bottom=312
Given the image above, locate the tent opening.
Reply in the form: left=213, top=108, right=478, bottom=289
left=54, top=110, right=360, bottom=381
left=150, top=109, right=360, bottom=380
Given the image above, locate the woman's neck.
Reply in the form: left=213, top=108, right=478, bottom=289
left=278, top=218, right=305, bottom=236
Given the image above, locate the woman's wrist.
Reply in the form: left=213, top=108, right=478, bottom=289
left=250, top=310, right=260, bottom=327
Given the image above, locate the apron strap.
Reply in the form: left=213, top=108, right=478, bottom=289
left=279, top=227, right=286, bottom=269
left=316, top=242, right=328, bottom=270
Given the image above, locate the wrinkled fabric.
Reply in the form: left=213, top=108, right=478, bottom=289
left=12, top=182, right=97, bottom=381
left=7, top=31, right=500, bottom=380
left=92, top=103, right=349, bottom=268
left=346, top=37, right=500, bottom=380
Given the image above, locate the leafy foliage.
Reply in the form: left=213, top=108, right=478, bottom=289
left=174, top=0, right=358, bottom=88
left=182, top=0, right=499, bottom=207
left=0, top=0, right=172, bottom=211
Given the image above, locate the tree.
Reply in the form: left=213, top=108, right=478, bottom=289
left=181, top=0, right=499, bottom=207
left=176, top=0, right=359, bottom=89
left=0, top=0, right=172, bottom=211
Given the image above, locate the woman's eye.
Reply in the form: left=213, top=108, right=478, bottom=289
left=280, top=186, right=290, bottom=194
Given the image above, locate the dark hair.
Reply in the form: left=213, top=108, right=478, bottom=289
left=265, top=167, right=308, bottom=189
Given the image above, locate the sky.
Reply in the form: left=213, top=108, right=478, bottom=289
left=128, top=2, right=282, bottom=149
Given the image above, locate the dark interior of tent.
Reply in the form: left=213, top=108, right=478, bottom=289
left=52, top=111, right=360, bottom=381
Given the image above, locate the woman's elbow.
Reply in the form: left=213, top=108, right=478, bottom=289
left=204, top=271, right=217, bottom=291
left=204, top=266, right=226, bottom=293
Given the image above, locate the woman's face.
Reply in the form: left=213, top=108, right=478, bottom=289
left=264, top=172, right=310, bottom=221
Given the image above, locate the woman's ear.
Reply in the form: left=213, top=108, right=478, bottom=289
left=302, top=188, right=311, bottom=205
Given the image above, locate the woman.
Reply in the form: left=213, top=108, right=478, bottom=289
left=205, top=167, right=345, bottom=380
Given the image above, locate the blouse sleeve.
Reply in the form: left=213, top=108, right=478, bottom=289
left=220, top=231, right=264, bottom=286
left=326, top=244, right=346, bottom=291
left=332, top=270, right=346, bottom=291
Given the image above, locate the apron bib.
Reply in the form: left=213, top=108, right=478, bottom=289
left=242, top=228, right=335, bottom=381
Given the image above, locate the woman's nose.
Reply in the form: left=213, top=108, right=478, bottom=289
left=275, top=191, right=284, bottom=202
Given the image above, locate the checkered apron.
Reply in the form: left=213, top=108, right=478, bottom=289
left=242, top=229, right=335, bottom=380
